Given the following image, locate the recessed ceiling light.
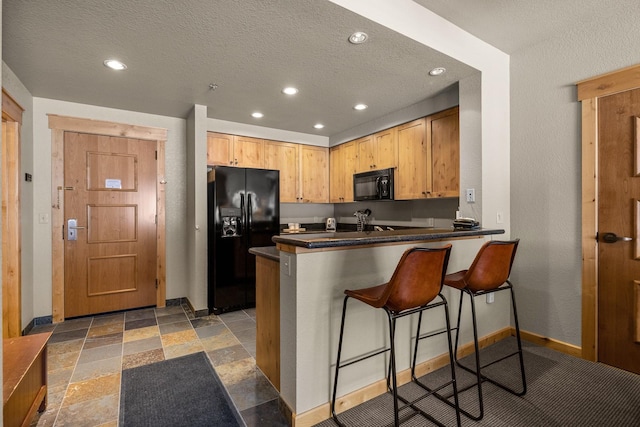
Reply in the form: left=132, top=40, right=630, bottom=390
left=314, top=123, right=325, bottom=129
left=103, top=59, right=127, bottom=71
left=282, top=87, right=298, bottom=95
left=251, top=112, right=264, bottom=118
left=429, top=67, right=446, bottom=76
left=349, top=32, right=368, bottom=44
left=353, top=104, right=368, bottom=111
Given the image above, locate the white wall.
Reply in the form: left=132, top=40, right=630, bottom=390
left=30, top=98, right=189, bottom=317
left=510, top=5, right=640, bottom=345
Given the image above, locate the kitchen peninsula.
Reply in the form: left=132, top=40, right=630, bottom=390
left=255, top=227, right=508, bottom=425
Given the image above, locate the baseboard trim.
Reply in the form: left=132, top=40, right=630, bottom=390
left=292, top=326, right=512, bottom=427
left=516, top=328, right=582, bottom=358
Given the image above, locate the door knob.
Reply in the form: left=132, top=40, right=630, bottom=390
left=599, top=232, right=633, bottom=243
left=67, top=218, right=86, bottom=241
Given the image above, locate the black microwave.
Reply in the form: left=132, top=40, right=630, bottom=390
left=353, top=168, right=394, bottom=201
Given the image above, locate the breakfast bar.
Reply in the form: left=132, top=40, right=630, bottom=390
left=260, top=227, right=508, bottom=425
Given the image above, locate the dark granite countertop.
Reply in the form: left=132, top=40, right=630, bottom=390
left=249, top=246, right=280, bottom=261
left=272, top=227, right=505, bottom=249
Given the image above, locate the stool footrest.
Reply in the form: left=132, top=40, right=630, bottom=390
left=416, top=327, right=448, bottom=342
left=478, top=350, right=521, bottom=370
left=338, top=347, right=390, bottom=370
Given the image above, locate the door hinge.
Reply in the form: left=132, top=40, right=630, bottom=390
left=155, top=279, right=159, bottom=289
left=155, top=214, right=158, bottom=224
left=155, top=150, right=158, bottom=160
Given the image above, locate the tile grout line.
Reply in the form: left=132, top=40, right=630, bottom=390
left=116, top=313, right=126, bottom=427
left=52, top=317, right=94, bottom=427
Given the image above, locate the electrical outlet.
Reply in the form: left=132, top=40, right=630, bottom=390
left=465, top=188, right=475, bottom=203
left=486, top=293, right=495, bottom=304
left=496, top=211, right=504, bottom=224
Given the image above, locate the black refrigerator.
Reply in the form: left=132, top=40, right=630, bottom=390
left=207, top=166, right=280, bottom=314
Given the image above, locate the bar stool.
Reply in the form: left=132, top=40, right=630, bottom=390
left=331, top=245, right=461, bottom=427
left=443, top=239, right=526, bottom=421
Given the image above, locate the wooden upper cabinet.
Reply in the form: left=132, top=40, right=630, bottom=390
left=207, top=132, right=234, bottom=166
left=355, top=135, right=374, bottom=173
left=329, top=146, right=343, bottom=203
left=373, top=127, right=397, bottom=170
left=264, top=141, right=299, bottom=203
left=356, top=128, right=397, bottom=172
left=234, top=135, right=264, bottom=168
left=396, top=118, right=430, bottom=200
left=206, top=132, right=264, bottom=168
left=429, top=106, right=459, bottom=198
left=299, top=145, right=329, bottom=203
left=330, top=141, right=357, bottom=203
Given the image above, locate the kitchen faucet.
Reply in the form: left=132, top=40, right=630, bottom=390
left=354, top=209, right=371, bottom=231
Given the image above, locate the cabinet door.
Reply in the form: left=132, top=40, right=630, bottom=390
left=429, top=107, right=460, bottom=197
left=342, top=141, right=357, bottom=202
left=235, top=135, right=264, bottom=168
left=300, top=145, right=329, bottom=203
left=373, top=127, right=397, bottom=170
left=207, top=132, right=234, bottom=166
left=355, top=136, right=374, bottom=172
left=396, top=118, right=429, bottom=200
left=264, top=141, right=299, bottom=203
left=329, top=145, right=344, bottom=203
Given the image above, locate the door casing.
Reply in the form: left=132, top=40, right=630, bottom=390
left=577, top=63, right=640, bottom=361
left=2, top=88, right=24, bottom=337
left=48, top=115, right=167, bottom=323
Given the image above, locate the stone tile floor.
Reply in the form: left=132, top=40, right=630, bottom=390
left=27, top=304, right=289, bottom=426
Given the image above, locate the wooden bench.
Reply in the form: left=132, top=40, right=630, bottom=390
left=3, top=332, right=51, bottom=427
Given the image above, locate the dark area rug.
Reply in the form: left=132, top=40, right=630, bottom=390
left=119, top=351, right=243, bottom=427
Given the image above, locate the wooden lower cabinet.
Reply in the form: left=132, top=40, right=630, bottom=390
left=255, top=255, right=280, bottom=390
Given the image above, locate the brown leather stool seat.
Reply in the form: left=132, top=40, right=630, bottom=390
left=331, top=245, right=461, bottom=427
left=443, top=239, right=526, bottom=421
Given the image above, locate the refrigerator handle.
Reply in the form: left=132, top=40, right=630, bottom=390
left=247, top=193, right=253, bottom=229
left=240, top=193, right=245, bottom=233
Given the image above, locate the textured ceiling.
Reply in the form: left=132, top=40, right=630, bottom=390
left=4, top=1, right=625, bottom=137
left=412, top=0, right=633, bottom=54
left=2, top=0, right=477, bottom=136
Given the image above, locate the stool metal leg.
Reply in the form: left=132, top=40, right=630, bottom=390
left=452, top=285, right=528, bottom=421
left=386, top=311, right=401, bottom=427
left=331, top=296, right=350, bottom=426
left=509, top=281, right=527, bottom=396
left=408, top=296, right=462, bottom=427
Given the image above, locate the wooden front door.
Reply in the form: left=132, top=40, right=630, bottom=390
left=597, top=88, right=640, bottom=374
left=64, top=132, right=157, bottom=318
